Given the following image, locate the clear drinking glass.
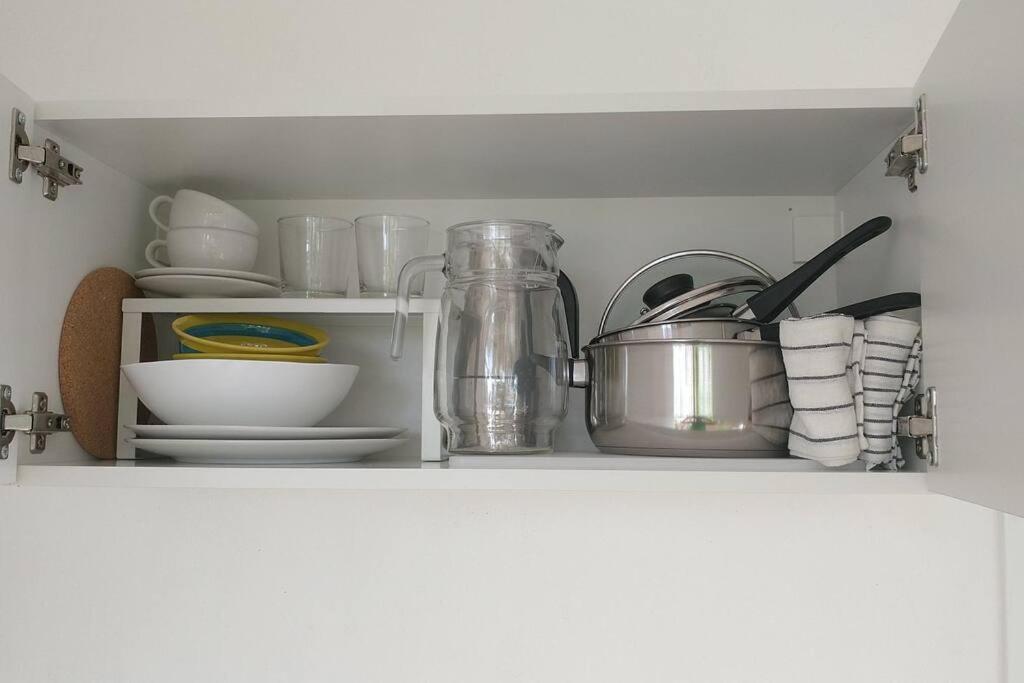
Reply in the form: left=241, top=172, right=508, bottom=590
left=277, top=215, right=354, bottom=297
left=354, top=214, right=431, bottom=296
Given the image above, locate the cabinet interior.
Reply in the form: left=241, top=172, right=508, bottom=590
left=14, top=99, right=928, bottom=479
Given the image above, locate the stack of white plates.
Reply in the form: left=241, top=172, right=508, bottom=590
left=134, top=267, right=282, bottom=298
left=125, top=424, right=407, bottom=465
left=122, top=360, right=406, bottom=465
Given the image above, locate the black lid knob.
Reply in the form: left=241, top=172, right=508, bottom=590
left=643, top=273, right=695, bottom=309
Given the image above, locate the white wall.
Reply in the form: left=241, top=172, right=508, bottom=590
left=0, top=1, right=958, bottom=110
left=0, top=486, right=1004, bottom=683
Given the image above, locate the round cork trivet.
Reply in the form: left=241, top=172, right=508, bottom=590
left=58, top=268, right=157, bottom=459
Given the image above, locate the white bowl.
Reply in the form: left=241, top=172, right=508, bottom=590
left=122, top=360, right=358, bottom=427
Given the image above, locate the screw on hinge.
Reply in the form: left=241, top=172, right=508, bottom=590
left=17, top=111, right=25, bottom=126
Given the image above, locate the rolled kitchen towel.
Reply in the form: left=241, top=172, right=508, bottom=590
left=894, top=337, right=923, bottom=411
left=884, top=336, right=923, bottom=470
left=749, top=345, right=793, bottom=446
left=780, top=315, right=861, bottom=466
left=848, top=320, right=868, bottom=451
left=859, top=315, right=922, bottom=469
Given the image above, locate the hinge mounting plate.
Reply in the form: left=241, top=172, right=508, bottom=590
left=8, top=107, right=83, bottom=201
left=0, top=384, right=71, bottom=458
left=896, top=386, right=938, bottom=467
left=884, top=94, right=928, bottom=192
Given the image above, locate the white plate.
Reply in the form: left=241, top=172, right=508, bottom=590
left=135, top=267, right=281, bottom=286
left=126, top=424, right=405, bottom=440
left=130, top=437, right=406, bottom=465
left=136, top=274, right=282, bottom=298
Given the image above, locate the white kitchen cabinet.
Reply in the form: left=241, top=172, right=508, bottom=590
left=0, top=0, right=1020, bottom=519
left=0, top=1, right=959, bottom=109
left=1, top=2, right=1021, bottom=682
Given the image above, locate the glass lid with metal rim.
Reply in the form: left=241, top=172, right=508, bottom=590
left=595, top=249, right=797, bottom=339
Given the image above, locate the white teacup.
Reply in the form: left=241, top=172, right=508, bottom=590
left=146, top=190, right=260, bottom=270
left=145, top=227, right=259, bottom=270
left=149, top=189, right=259, bottom=235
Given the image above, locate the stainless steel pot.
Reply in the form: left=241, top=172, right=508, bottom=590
left=578, top=334, right=792, bottom=456
left=571, top=250, right=795, bottom=457
left=572, top=215, right=894, bottom=457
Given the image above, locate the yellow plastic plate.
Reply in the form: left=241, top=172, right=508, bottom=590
left=172, top=353, right=327, bottom=364
left=172, top=314, right=329, bottom=356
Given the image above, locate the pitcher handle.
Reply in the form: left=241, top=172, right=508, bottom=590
left=391, top=254, right=445, bottom=359
left=557, top=271, right=580, bottom=358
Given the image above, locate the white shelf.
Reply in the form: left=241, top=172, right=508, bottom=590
left=123, top=297, right=439, bottom=314
left=17, top=453, right=928, bottom=493
left=38, top=90, right=914, bottom=199
left=35, top=88, right=914, bottom=120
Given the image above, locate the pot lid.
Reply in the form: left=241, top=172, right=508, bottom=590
left=597, top=250, right=787, bottom=336
left=590, top=317, right=761, bottom=345
left=633, top=275, right=769, bottom=325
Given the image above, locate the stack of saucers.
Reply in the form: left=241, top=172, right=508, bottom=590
left=134, top=267, right=282, bottom=298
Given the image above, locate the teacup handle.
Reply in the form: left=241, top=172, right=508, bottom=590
left=148, top=195, right=174, bottom=232
left=145, top=239, right=171, bottom=267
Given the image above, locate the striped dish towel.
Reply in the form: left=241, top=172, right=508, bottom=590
left=779, top=315, right=861, bottom=466
left=749, top=345, right=793, bottom=446
left=849, top=320, right=867, bottom=444
left=858, top=316, right=922, bottom=470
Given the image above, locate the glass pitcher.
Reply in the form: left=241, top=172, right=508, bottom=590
left=391, top=220, right=579, bottom=454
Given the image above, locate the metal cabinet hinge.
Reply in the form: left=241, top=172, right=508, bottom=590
left=884, top=94, right=928, bottom=192
left=896, top=386, right=938, bottom=467
left=0, top=384, right=71, bottom=458
left=8, top=108, right=83, bottom=201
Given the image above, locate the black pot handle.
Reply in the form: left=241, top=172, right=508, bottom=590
left=758, top=291, right=921, bottom=342
left=828, top=292, right=921, bottom=320
left=558, top=271, right=580, bottom=357
left=744, top=216, right=893, bottom=322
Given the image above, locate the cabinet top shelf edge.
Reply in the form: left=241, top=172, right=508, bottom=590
left=35, top=88, right=915, bottom=122
left=122, top=297, right=440, bottom=314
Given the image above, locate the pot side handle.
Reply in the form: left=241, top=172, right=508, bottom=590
left=569, top=357, right=590, bottom=388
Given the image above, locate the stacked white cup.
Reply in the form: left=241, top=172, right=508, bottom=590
left=146, top=190, right=260, bottom=271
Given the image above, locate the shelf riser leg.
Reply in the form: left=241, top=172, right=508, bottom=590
left=420, top=311, right=443, bottom=461
left=115, top=312, right=142, bottom=460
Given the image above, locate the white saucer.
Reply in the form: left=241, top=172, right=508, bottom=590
left=136, top=274, right=282, bottom=298
left=135, top=267, right=280, bottom=286
left=130, top=437, right=406, bottom=465
left=126, top=424, right=405, bottom=440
